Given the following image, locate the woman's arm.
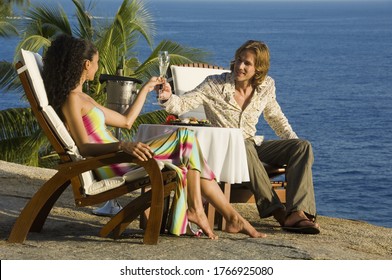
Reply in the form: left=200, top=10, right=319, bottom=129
left=101, top=76, right=164, bottom=129
left=62, top=91, right=154, bottom=161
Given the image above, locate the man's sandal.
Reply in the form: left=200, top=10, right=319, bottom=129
left=282, top=219, right=320, bottom=234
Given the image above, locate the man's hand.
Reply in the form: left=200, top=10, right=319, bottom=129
left=156, top=81, right=173, bottom=101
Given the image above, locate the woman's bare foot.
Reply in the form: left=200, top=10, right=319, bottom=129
left=187, top=209, right=218, bottom=239
left=225, top=214, right=267, bottom=238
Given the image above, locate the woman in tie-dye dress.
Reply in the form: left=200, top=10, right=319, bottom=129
left=42, top=34, right=266, bottom=239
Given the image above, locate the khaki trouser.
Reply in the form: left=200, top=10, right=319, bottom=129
left=244, top=139, right=316, bottom=219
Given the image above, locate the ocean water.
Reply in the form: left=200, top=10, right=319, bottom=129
left=1, top=0, right=391, bottom=228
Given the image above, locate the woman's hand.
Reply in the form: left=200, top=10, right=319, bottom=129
left=144, top=76, right=165, bottom=93
left=120, top=141, right=154, bottom=161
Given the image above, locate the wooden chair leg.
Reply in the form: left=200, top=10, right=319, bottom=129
left=111, top=195, right=153, bottom=239
left=101, top=190, right=154, bottom=237
left=105, top=182, right=176, bottom=242
left=160, top=196, right=171, bottom=233
left=104, top=191, right=163, bottom=245
left=8, top=173, right=70, bottom=243
left=139, top=186, right=149, bottom=230
left=139, top=185, right=172, bottom=232
left=30, top=182, right=69, bottom=232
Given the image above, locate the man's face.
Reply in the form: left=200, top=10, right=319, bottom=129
left=233, top=50, right=256, bottom=83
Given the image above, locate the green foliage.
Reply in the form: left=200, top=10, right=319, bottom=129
left=0, top=108, right=47, bottom=166
left=0, top=61, right=20, bottom=92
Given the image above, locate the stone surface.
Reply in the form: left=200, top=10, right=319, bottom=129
left=0, top=160, right=391, bottom=260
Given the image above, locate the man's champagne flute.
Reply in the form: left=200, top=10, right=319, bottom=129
left=157, top=51, right=170, bottom=100
left=158, top=51, right=170, bottom=78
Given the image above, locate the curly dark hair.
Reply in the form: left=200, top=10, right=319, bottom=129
left=42, top=34, right=98, bottom=114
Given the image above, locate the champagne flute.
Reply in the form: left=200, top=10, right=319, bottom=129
left=157, top=51, right=170, bottom=100
left=158, top=51, right=170, bottom=78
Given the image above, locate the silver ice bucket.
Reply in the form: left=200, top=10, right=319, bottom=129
left=106, top=80, right=137, bottom=113
left=99, top=74, right=143, bottom=114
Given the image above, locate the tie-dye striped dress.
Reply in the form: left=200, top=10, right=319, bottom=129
left=82, top=107, right=215, bottom=235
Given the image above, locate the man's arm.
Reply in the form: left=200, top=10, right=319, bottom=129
left=159, top=80, right=209, bottom=116
left=263, top=83, right=298, bottom=140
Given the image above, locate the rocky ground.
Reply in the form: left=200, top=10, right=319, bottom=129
left=0, top=160, right=391, bottom=260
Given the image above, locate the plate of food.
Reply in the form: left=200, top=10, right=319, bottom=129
left=165, top=115, right=212, bottom=126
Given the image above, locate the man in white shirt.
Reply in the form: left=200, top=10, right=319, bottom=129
left=159, top=40, right=320, bottom=234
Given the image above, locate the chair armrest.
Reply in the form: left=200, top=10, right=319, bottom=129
left=57, top=151, right=163, bottom=183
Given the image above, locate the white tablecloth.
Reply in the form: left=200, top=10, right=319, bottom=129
left=135, top=124, right=250, bottom=184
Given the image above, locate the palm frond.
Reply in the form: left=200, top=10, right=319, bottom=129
left=0, top=2, right=12, bottom=17
left=0, top=3, right=20, bottom=37
left=14, top=2, right=72, bottom=59
left=122, top=0, right=156, bottom=49
left=96, top=0, right=155, bottom=61
left=3, top=0, right=30, bottom=7
left=0, top=107, right=44, bottom=165
left=27, top=2, right=72, bottom=38
left=0, top=107, right=58, bottom=167
left=0, top=20, right=18, bottom=37
left=72, top=0, right=94, bottom=40
left=0, top=108, right=38, bottom=141
left=0, top=61, right=21, bottom=92
left=21, top=2, right=72, bottom=40
left=124, top=57, right=140, bottom=76
left=21, top=127, right=54, bottom=167
left=16, top=35, right=51, bottom=56
left=113, top=13, right=127, bottom=55
left=93, top=0, right=156, bottom=102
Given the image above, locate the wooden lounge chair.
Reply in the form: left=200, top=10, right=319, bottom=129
left=169, top=64, right=287, bottom=229
left=8, top=50, right=177, bottom=245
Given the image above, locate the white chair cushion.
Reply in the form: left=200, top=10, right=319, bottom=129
left=42, top=106, right=77, bottom=152
left=86, top=176, right=125, bottom=195
left=20, top=49, right=48, bottom=107
left=170, top=65, right=230, bottom=119
left=41, top=106, right=96, bottom=194
left=85, top=160, right=165, bottom=195
left=20, top=49, right=97, bottom=193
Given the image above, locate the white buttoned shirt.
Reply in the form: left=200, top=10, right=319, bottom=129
left=161, top=72, right=298, bottom=144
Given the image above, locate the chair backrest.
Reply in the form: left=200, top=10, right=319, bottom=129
left=19, top=49, right=96, bottom=194
left=170, top=64, right=230, bottom=119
